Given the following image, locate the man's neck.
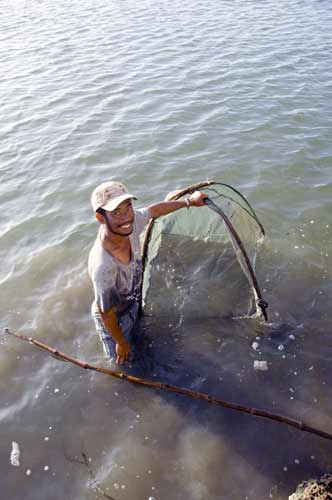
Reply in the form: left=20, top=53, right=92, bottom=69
left=100, top=226, right=131, bottom=264
left=100, top=226, right=130, bottom=246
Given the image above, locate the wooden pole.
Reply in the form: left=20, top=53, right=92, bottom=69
left=5, top=329, right=332, bottom=443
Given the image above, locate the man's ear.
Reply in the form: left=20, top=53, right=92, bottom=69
left=95, top=212, right=105, bottom=224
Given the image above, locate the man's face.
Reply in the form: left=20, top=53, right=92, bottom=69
left=104, top=199, right=134, bottom=236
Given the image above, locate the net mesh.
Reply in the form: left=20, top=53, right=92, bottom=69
left=142, top=182, right=266, bottom=320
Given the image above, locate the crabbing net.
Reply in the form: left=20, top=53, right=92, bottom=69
left=141, top=181, right=268, bottom=321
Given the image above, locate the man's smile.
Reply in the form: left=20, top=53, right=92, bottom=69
left=119, top=221, right=133, bottom=229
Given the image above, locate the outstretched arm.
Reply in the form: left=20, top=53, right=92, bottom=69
left=147, top=191, right=207, bottom=219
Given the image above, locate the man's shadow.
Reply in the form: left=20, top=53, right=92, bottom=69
left=127, top=313, right=332, bottom=499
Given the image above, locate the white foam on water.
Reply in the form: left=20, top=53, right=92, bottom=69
left=253, top=360, right=269, bottom=371
left=10, top=441, right=20, bottom=467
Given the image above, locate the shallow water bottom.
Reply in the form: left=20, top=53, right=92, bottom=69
left=2, top=312, right=332, bottom=500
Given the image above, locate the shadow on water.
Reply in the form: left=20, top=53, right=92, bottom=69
left=2, top=301, right=331, bottom=500
left=126, top=313, right=332, bottom=499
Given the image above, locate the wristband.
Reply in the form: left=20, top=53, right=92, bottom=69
left=184, top=197, right=191, bottom=209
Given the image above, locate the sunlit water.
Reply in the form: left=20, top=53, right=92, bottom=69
left=1, top=0, right=332, bottom=499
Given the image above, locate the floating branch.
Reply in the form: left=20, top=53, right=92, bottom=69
left=5, top=329, right=332, bottom=443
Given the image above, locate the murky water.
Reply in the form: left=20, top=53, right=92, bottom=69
left=1, top=0, right=332, bottom=498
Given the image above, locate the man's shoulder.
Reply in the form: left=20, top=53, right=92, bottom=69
left=133, top=207, right=150, bottom=234
left=88, top=240, right=115, bottom=279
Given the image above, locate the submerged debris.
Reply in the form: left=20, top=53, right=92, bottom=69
left=289, top=473, right=332, bottom=500
left=253, top=360, right=269, bottom=371
left=252, top=341, right=260, bottom=351
left=65, top=451, right=115, bottom=500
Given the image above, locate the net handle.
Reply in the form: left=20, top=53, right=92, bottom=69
left=205, top=182, right=265, bottom=236
left=204, top=198, right=268, bottom=321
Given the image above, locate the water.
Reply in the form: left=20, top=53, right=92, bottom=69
left=1, top=0, right=332, bottom=498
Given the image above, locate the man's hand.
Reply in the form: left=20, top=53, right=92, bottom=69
left=115, top=340, right=131, bottom=364
left=188, top=191, right=208, bottom=207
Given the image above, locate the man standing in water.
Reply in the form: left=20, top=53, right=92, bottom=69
left=89, top=181, right=206, bottom=364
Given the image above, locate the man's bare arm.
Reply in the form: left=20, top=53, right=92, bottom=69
left=99, top=306, right=130, bottom=364
left=147, top=190, right=207, bottom=219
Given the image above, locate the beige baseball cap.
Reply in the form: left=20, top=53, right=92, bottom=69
left=91, top=181, right=137, bottom=212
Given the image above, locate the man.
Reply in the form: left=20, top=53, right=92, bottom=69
left=88, top=180, right=207, bottom=364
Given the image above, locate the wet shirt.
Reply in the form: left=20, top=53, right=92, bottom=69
left=88, top=208, right=150, bottom=319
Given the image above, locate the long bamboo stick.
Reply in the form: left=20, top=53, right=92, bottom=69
left=205, top=198, right=268, bottom=321
left=5, top=328, right=332, bottom=443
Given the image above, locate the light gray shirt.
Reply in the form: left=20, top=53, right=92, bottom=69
left=88, top=208, right=150, bottom=318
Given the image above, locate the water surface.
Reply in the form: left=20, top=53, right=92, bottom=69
left=1, top=0, right=332, bottom=499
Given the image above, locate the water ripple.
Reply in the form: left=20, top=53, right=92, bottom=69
left=1, top=0, right=332, bottom=498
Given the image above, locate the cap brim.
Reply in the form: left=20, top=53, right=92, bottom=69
left=102, top=193, right=137, bottom=212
